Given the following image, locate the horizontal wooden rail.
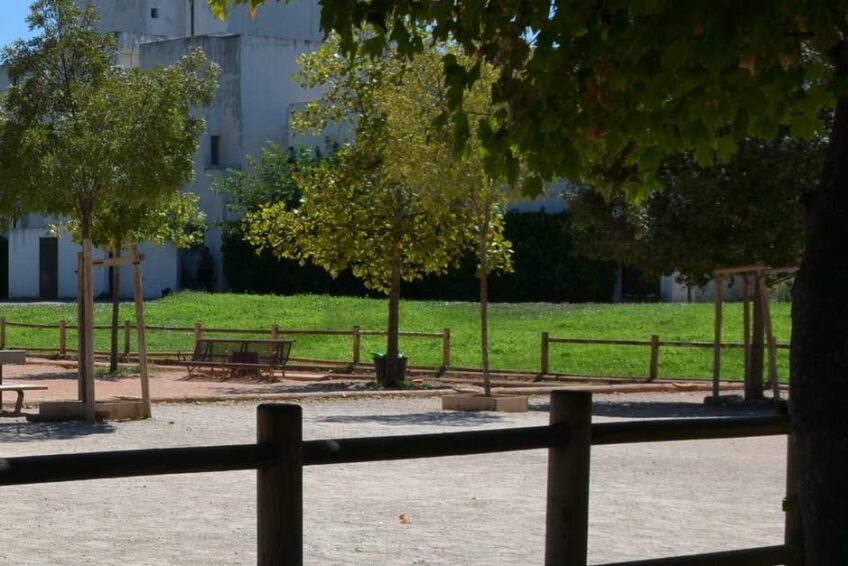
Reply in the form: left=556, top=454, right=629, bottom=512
left=591, top=415, right=789, bottom=445
left=594, top=543, right=799, bottom=566
left=359, top=330, right=444, bottom=338
left=303, top=424, right=567, bottom=466
left=2, top=321, right=57, bottom=329
left=0, top=444, right=267, bottom=487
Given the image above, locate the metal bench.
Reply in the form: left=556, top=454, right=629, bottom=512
left=175, top=338, right=293, bottom=380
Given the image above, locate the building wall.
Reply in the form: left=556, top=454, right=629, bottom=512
left=660, top=274, right=747, bottom=303
left=5, top=228, right=176, bottom=300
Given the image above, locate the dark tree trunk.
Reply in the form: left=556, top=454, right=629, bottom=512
left=109, top=245, right=122, bottom=373
left=384, top=243, right=402, bottom=388
left=746, top=284, right=765, bottom=399
left=791, top=49, right=848, bottom=563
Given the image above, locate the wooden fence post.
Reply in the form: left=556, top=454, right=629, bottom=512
left=59, top=320, right=67, bottom=357
left=352, top=326, right=361, bottom=366
left=257, top=404, right=303, bottom=566
left=442, top=328, right=451, bottom=370
left=545, top=390, right=592, bottom=566
left=123, top=321, right=131, bottom=360
left=194, top=322, right=203, bottom=345
left=271, top=324, right=280, bottom=340
left=2, top=317, right=8, bottom=350
left=649, top=334, right=660, bottom=381
left=541, top=332, right=550, bottom=375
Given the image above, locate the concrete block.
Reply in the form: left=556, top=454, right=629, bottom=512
left=441, top=394, right=529, bottom=413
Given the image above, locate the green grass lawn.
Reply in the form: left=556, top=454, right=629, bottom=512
left=0, top=291, right=791, bottom=380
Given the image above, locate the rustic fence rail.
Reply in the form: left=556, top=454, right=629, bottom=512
left=0, top=317, right=451, bottom=371
left=540, top=332, right=790, bottom=381
left=0, top=391, right=798, bottom=565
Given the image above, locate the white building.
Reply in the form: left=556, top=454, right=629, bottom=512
left=1, top=0, right=321, bottom=299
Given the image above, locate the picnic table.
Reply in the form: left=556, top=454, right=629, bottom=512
left=0, top=350, right=47, bottom=417
left=175, top=338, right=294, bottom=380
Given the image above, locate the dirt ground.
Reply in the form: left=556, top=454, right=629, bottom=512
left=0, top=391, right=786, bottom=565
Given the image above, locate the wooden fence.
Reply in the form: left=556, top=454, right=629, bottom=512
left=0, top=390, right=799, bottom=565
left=0, top=318, right=450, bottom=370
left=540, top=332, right=791, bottom=381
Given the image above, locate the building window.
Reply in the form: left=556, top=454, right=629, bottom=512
left=151, top=8, right=159, bottom=19
left=210, top=135, right=221, bottom=167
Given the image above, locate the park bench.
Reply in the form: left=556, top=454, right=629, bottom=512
left=175, top=338, right=293, bottom=380
left=1, top=350, right=48, bottom=417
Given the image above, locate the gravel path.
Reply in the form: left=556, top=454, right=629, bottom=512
left=1, top=393, right=787, bottom=565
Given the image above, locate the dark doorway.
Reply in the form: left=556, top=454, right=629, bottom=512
left=39, top=237, right=59, bottom=300
left=0, top=236, right=8, bottom=299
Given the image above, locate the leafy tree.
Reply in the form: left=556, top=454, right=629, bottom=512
left=0, top=0, right=218, bottom=405
left=378, top=46, right=514, bottom=395
left=211, top=0, right=848, bottom=559
left=568, top=135, right=821, bottom=287
left=213, top=143, right=309, bottom=215
left=246, top=36, right=502, bottom=387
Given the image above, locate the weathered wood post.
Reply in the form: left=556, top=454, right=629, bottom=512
left=59, top=320, right=67, bottom=357
left=649, top=334, right=660, bottom=381
left=757, top=272, right=781, bottom=401
left=352, top=326, right=361, bottom=366
left=123, top=320, right=131, bottom=360
left=742, top=275, right=751, bottom=386
left=131, top=247, right=151, bottom=418
left=442, top=328, right=451, bottom=370
left=257, top=404, right=303, bottom=566
left=541, top=332, right=550, bottom=375
left=194, top=322, right=203, bottom=345
left=546, top=390, right=592, bottom=566
left=712, top=275, right=724, bottom=399
left=271, top=324, right=280, bottom=340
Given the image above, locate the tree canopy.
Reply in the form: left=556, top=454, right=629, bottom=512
left=568, top=135, right=823, bottom=286
left=0, top=0, right=218, bottom=240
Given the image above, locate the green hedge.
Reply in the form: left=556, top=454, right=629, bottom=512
left=222, top=212, right=616, bottom=302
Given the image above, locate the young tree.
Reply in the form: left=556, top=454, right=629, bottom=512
left=379, top=48, right=514, bottom=395
left=63, top=193, right=207, bottom=372
left=211, top=0, right=848, bottom=559
left=246, top=37, right=489, bottom=386
left=0, top=0, right=217, bottom=414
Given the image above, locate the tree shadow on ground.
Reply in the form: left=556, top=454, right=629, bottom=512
left=530, top=400, right=779, bottom=419
left=2, top=370, right=78, bottom=382
left=0, top=420, right=116, bottom=443
left=315, top=411, right=506, bottom=427
left=214, top=383, right=370, bottom=395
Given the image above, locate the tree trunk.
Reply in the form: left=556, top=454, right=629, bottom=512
left=109, top=244, right=122, bottom=373
left=791, top=51, right=848, bottom=563
left=480, top=206, right=492, bottom=397
left=746, top=281, right=765, bottom=399
left=384, top=243, right=402, bottom=388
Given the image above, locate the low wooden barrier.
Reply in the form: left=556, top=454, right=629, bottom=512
left=0, top=391, right=799, bottom=565
left=540, top=332, right=790, bottom=381
left=0, top=318, right=451, bottom=371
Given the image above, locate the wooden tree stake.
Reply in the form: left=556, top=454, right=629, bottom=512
left=712, top=275, right=724, bottom=399
left=132, top=247, right=151, bottom=417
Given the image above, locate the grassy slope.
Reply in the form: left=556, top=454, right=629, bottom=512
left=0, top=291, right=791, bottom=380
